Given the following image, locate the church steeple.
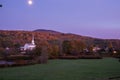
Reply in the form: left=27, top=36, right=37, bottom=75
left=31, top=34, right=35, bottom=45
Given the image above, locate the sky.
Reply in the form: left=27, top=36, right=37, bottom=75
left=0, top=0, right=120, bottom=39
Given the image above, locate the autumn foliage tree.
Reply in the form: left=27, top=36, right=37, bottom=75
left=62, top=40, right=86, bottom=56
left=62, top=40, right=72, bottom=55
left=48, top=45, right=59, bottom=59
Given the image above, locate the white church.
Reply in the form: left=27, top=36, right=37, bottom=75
left=21, top=35, right=36, bottom=51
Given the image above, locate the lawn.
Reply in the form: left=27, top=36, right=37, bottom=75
left=0, top=58, right=120, bottom=80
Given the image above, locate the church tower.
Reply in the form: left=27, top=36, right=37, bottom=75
left=31, top=35, right=35, bottom=45
left=23, top=34, right=36, bottom=51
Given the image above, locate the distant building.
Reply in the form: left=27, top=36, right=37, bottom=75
left=93, top=46, right=101, bottom=52
left=22, top=35, right=36, bottom=51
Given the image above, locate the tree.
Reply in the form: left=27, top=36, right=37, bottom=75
left=108, top=41, right=113, bottom=53
left=40, top=46, right=48, bottom=63
left=62, top=40, right=72, bottom=54
left=1, top=37, right=13, bottom=48
left=48, top=45, right=59, bottom=58
left=0, top=47, right=5, bottom=57
left=69, top=40, right=86, bottom=55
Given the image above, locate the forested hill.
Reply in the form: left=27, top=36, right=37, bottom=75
left=0, top=29, right=120, bottom=49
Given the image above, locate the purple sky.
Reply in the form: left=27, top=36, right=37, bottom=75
left=0, top=0, right=120, bottom=39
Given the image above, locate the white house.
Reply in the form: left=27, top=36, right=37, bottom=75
left=93, top=46, right=101, bottom=52
left=23, top=35, right=36, bottom=51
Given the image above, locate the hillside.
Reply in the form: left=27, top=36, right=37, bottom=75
left=0, top=29, right=120, bottom=49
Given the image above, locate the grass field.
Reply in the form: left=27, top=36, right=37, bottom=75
left=0, top=58, right=120, bottom=80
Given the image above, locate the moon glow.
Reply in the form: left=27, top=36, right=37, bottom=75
left=28, top=0, right=33, bottom=5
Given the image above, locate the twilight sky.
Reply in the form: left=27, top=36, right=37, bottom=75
left=0, top=0, right=120, bottom=39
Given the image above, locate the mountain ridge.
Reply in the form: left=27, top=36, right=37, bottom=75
left=34, top=29, right=62, bottom=34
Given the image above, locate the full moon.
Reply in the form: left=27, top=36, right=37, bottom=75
left=28, top=0, right=33, bottom=5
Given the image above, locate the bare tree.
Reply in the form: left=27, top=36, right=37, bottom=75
left=40, top=46, right=48, bottom=64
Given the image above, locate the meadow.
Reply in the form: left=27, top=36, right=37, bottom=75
left=0, top=58, right=120, bottom=80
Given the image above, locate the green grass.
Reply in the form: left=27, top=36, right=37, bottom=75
left=0, top=58, right=120, bottom=80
